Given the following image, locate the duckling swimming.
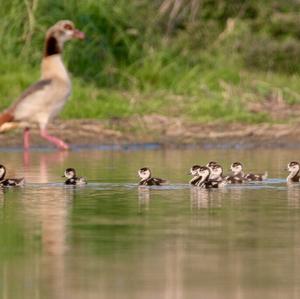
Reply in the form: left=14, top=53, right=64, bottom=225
left=189, top=165, right=202, bottom=185
left=225, top=162, right=245, bottom=184
left=208, top=164, right=225, bottom=182
left=138, top=167, right=167, bottom=186
left=63, top=168, right=87, bottom=185
left=190, top=166, right=225, bottom=188
left=287, top=161, right=300, bottom=183
left=0, top=164, right=24, bottom=187
left=231, top=161, right=267, bottom=182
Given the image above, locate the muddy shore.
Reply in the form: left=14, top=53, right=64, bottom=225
left=0, top=115, right=299, bottom=150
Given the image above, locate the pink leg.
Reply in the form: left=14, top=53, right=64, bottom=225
left=23, top=128, right=30, bottom=151
left=40, top=129, right=69, bottom=150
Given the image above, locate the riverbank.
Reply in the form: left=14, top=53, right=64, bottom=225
left=1, top=116, right=300, bottom=150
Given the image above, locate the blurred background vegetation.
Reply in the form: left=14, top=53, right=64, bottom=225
left=1, top=0, right=300, bottom=123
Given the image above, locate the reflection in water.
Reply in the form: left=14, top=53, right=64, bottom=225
left=190, top=187, right=227, bottom=209
left=25, top=187, right=73, bottom=299
left=0, top=189, right=4, bottom=207
left=190, top=187, right=210, bottom=209
left=0, top=149, right=300, bottom=299
left=23, top=151, right=70, bottom=183
left=138, top=186, right=151, bottom=212
left=287, top=184, right=300, bottom=208
left=0, top=151, right=73, bottom=299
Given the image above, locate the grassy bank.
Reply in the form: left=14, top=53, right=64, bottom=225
left=1, top=0, right=300, bottom=123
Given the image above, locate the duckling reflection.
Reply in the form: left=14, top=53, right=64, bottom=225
left=190, top=188, right=225, bottom=209
left=138, top=186, right=151, bottom=212
left=0, top=187, right=4, bottom=206
left=228, top=187, right=243, bottom=203
left=287, top=184, right=300, bottom=208
left=190, top=188, right=210, bottom=209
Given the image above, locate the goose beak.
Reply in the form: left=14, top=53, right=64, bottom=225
left=73, top=29, right=85, bottom=40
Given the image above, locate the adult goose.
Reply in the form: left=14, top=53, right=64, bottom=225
left=0, top=20, right=85, bottom=150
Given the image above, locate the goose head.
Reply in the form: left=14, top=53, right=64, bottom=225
left=44, top=20, right=85, bottom=56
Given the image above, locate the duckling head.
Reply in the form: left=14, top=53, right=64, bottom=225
left=0, top=165, right=6, bottom=180
left=189, top=165, right=201, bottom=176
left=210, top=164, right=223, bottom=180
left=197, top=166, right=211, bottom=180
left=63, top=168, right=76, bottom=179
left=138, top=167, right=151, bottom=180
left=287, top=161, right=300, bottom=174
left=231, top=162, right=243, bottom=175
left=206, top=161, right=218, bottom=169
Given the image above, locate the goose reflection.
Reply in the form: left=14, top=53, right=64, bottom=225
left=21, top=151, right=72, bottom=298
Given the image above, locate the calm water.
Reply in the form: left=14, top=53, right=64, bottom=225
left=0, top=148, right=300, bottom=299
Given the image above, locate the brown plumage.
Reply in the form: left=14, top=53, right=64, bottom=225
left=0, top=20, right=85, bottom=150
left=0, top=111, right=14, bottom=126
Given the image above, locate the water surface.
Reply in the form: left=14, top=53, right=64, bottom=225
left=0, top=148, right=299, bottom=299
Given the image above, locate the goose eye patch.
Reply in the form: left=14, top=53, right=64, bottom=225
left=64, top=24, right=73, bottom=30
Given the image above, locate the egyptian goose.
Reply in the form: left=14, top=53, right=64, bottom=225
left=0, top=20, right=85, bottom=150
left=138, top=167, right=167, bottom=186
left=62, top=168, right=87, bottom=185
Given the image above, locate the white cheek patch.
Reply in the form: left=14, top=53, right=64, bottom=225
left=199, top=170, right=209, bottom=177
left=65, top=171, right=74, bottom=178
left=65, top=30, right=73, bottom=37
left=61, top=30, right=74, bottom=42
left=139, top=171, right=147, bottom=179
left=190, top=169, right=198, bottom=176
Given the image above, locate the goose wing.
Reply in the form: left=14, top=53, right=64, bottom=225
left=10, top=79, right=53, bottom=120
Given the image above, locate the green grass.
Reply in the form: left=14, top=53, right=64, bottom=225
left=1, top=0, right=300, bottom=124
